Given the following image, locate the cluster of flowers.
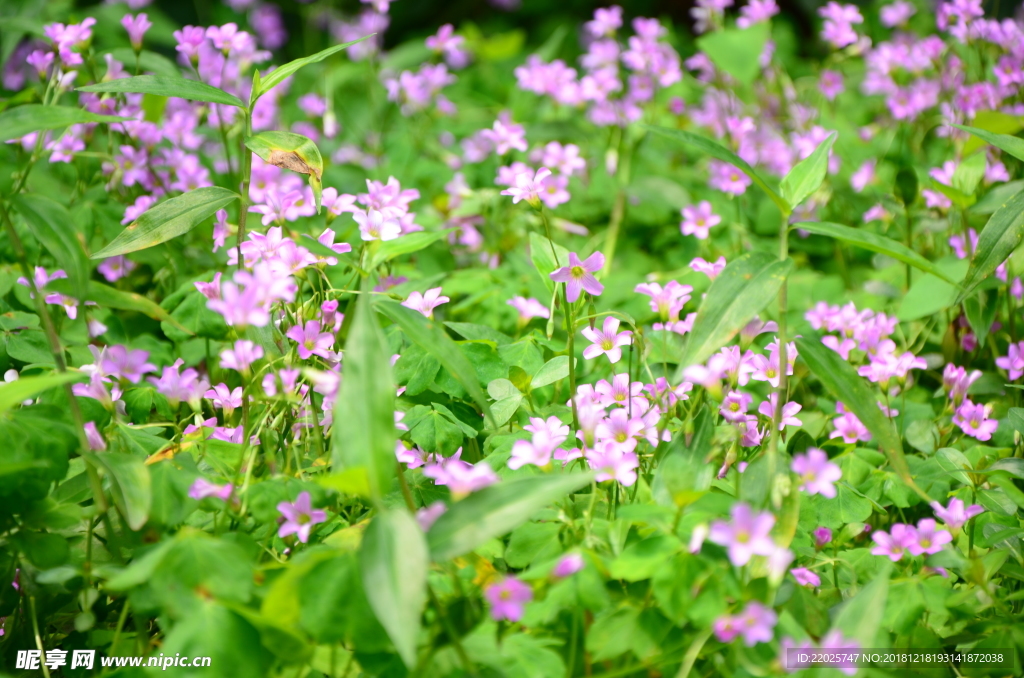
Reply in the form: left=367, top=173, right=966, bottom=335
left=872, top=499, right=983, bottom=562
left=514, top=6, right=682, bottom=127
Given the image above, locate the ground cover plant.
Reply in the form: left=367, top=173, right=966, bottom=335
left=0, top=0, right=1023, bottom=676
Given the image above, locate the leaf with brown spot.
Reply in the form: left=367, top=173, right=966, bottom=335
left=245, top=131, right=324, bottom=213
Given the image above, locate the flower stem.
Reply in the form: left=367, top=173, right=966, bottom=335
left=767, top=214, right=791, bottom=508
left=236, top=109, right=253, bottom=272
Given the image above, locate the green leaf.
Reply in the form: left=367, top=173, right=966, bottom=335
left=105, top=48, right=181, bottom=78
left=77, top=75, right=244, bottom=109
left=245, top=131, right=323, bottom=213
left=956, top=189, right=1024, bottom=304
left=529, top=231, right=569, bottom=296
left=366, top=229, right=454, bottom=270
left=809, top=484, right=873, bottom=529
left=426, top=471, right=593, bottom=561
left=952, top=151, right=986, bottom=196
left=780, top=132, right=836, bottom=210
left=376, top=299, right=495, bottom=427
left=832, top=561, right=891, bottom=647
left=12, top=194, right=90, bottom=300
left=531, top=356, right=571, bottom=389
left=331, top=286, right=395, bottom=499
left=0, top=104, right=129, bottom=143
left=793, top=221, right=959, bottom=284
left=253, top=35, right=375, bottom=104
left=642, top=125, right=789, bottom=215
left=954, top=124, right=1024, bottom=164
left=694, top=22, right=770, bottom=86
left=652, top=406, right=714, bottom=506
left=160, top=600, right=271, bottom=678
left=359, top=508, right=428, bottom=668
left=679, top=252, right=793, bottom=369
left=46, top=279, right=193, bottom=335
left=795, top=335, right=930, bottom=501
left=92, top=186, right=239, bottom=258
left=608, top=534, right=682, bottom=581
left=0, top=372, right=85, bottom=414
left=84, top=451, right=151, bottom=531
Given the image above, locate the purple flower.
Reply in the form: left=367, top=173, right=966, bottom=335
left=481, top=114, right=527, bottom=155
left=719, top=391, right=753, bottom=423
left=830, top=409, right=871, bottom=444
left=791, top=567, right=821, bottom=587
left=996, top=341, right=1024, bottom=380
left=508, top=296, right=550, bottom=322
left=100, top=346, right=156, bottom=383
left=501, top=166, right=552, bottom=206
left=907, top=518, right=952, bottom=556
left=220, top=340, right=264, bottom=374
left=173, top=25, right=206, bottom=63
left=791, top=447, right=842, bottom=498
left=585, top=441, right=639, bottom=486
left=738, top=0, right=779, bottom=27
left=680, top=200, right=721, bottom=239
left=148, top=359, right=208, bottom=409
left=715, top=601, right=777, bottom=646
left=690, top=256, right=727, bottom=280
left=581, top=317, right=632, bottom=364
left=354, top=208, right=401, bottom=241
left=758, top=394, right=803, bottom=431
left=97, top=256, right=137, bottom=283
left=121, top=13, right=152, bottom=50
left=952, top=399, right=998, bottom=441
left=930, top=498, right=984, bottom=530
left=205, top=383, right=244, bottom=416
left=189, top=478, right=233, bottom=501
left=485, top=577, right=532, bottom=622
left=424, top=458, right=499, bottom=496
left=402, top=288, right=450, bottom=319
left=585, top=6, right=622, bottom=37
left=277, top=491, right=327, bottom=543
left=708, top=160, right=751, bottom=195
left=942, top=364, right=981, bottom=405
left=416, top=501, right=447, bottom=530
left=708, top=503, right=776, bottom=566
left=84, top=422, right=106, bottom=451
left=286, top=320, right=335, bottom=360
left=850, top=159, right=875, bottom=192
left=550, top=251, right=605, bottom=303
left=871, top=523, right=917, bottom=561
left=553, top=553, right=584, bottom=578
left=818, top=2, right=863, bottom=49
left=881, top=0, right=916, bottom=27
left=813, top=527, right=832, bottom=548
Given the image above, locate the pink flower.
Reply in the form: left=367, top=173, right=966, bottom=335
left=907, top=518, right=952, bottom=556
left=277, top=491, right=327, bottom=543
left=819, top=70, right=845, bottom=100
left=550, top=251, right=605, bottom=303
left=830, top=409, right=871, bottom=444
left=791, top=567, right=821, bottom=587
left=481, top=115, right=527, bottom=155
left=708, top=160, right=752, bottom=195
left=585, top=441, right=639, bottom=486
left=814, top=527, right=832, bottom=548
left=690, top=256, right=727, bottom=280
left=354, top=208, right=401, bottom=241
left=850, top=159, right=875, bottom=192
left=121, top=13, right=152, bottom=50
left=485, top=577, right=532, bottom=622
left=996, top=341, right=1024, bottom=380
left=680, top=200, right=721, bottom=239
left=220, top=340, right=263, bottom=374
left=100, top=345, right=156, bottom=383
left=715, top=601, right=777, bottom=646
left=402, top=287, right=450, bottom=318
left=871, top=523, right=917, bottom=561
left=719, top=391, right=753, bottom=423
left=930, top=498, right=983, bottom=530
left=501, top=166, right=552, bottom=205
left=424, top=458, right=499, bottom=495
left=581, top=317, right=632, bottom=363
left=942, top=364, right=981, bottom=405
left=758, top=393, right=803, bottom=431
left=708, top=503, right=776, bottom=566
left=634, top=281, right=692, bottom=321
left=509, top=418, right=568, bottom=469
left=286, top=320, right=335, bottom=360
left=416, top=501, right=447, bottom=530
left=507, top=296, right=550, bottom=321
left=553, top=553, right=584, bottom=577
left=189, top=478, right=233, bottom=501
left=84, top=422, right=106, bottom=451
left=791, top=448, right=842, bottom=498
left=881, top=0, right=916, bottom=27
left=585, top=5, right=622, bottom=37
left=952, top=399, right=998, bottom=441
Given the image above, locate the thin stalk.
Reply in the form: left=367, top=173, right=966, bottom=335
left=29, top=596, right=52, bottom=678
left=766, top=216, right=791, bottom=507
left=236, top=109, right=253, bottom=271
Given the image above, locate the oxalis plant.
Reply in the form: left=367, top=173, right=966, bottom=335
left=1, top=1, right=1024, bottom=677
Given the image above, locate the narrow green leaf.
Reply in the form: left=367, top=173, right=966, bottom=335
left=254, top=35, right=375, bottom=103
left=375, top=299, right=495, bottom=427
left=46, top=279, right=193, bottom=335
left=780, top=132, right=836, bottom=210
left=0, top=372, right=86, bottom=414
left=694, top=23, right=770, bottom=86
left=12, top=194, right=90, bottom=300
left=92, top=186, right=239, bottom=258
left=245, top=132, right=323, bottom=213
left=956, top=189, right=1024, bottom=304
left=331, top=286, right=396, bottom=499
left=359, top=508, right=427, bottom=668
left=85, top=451, right=152, bottom=531
left=366, top=229, right=454, bottom=271
left=105, top=49, right=181, bottom=78
left=793, top=221, right=958, bottom=284
left=679, top=252, right=793, bottom=370
left=426, top=471, right=594, bottom=561
left=795, top=335, right=930, bottom=501
left=642, top=126, right=790, bottom=216
left=77, top=75, right=244, bottom=109
left=0, top=104, right=129, bottom=143
left=954, top=124, right=1024, bottom=163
